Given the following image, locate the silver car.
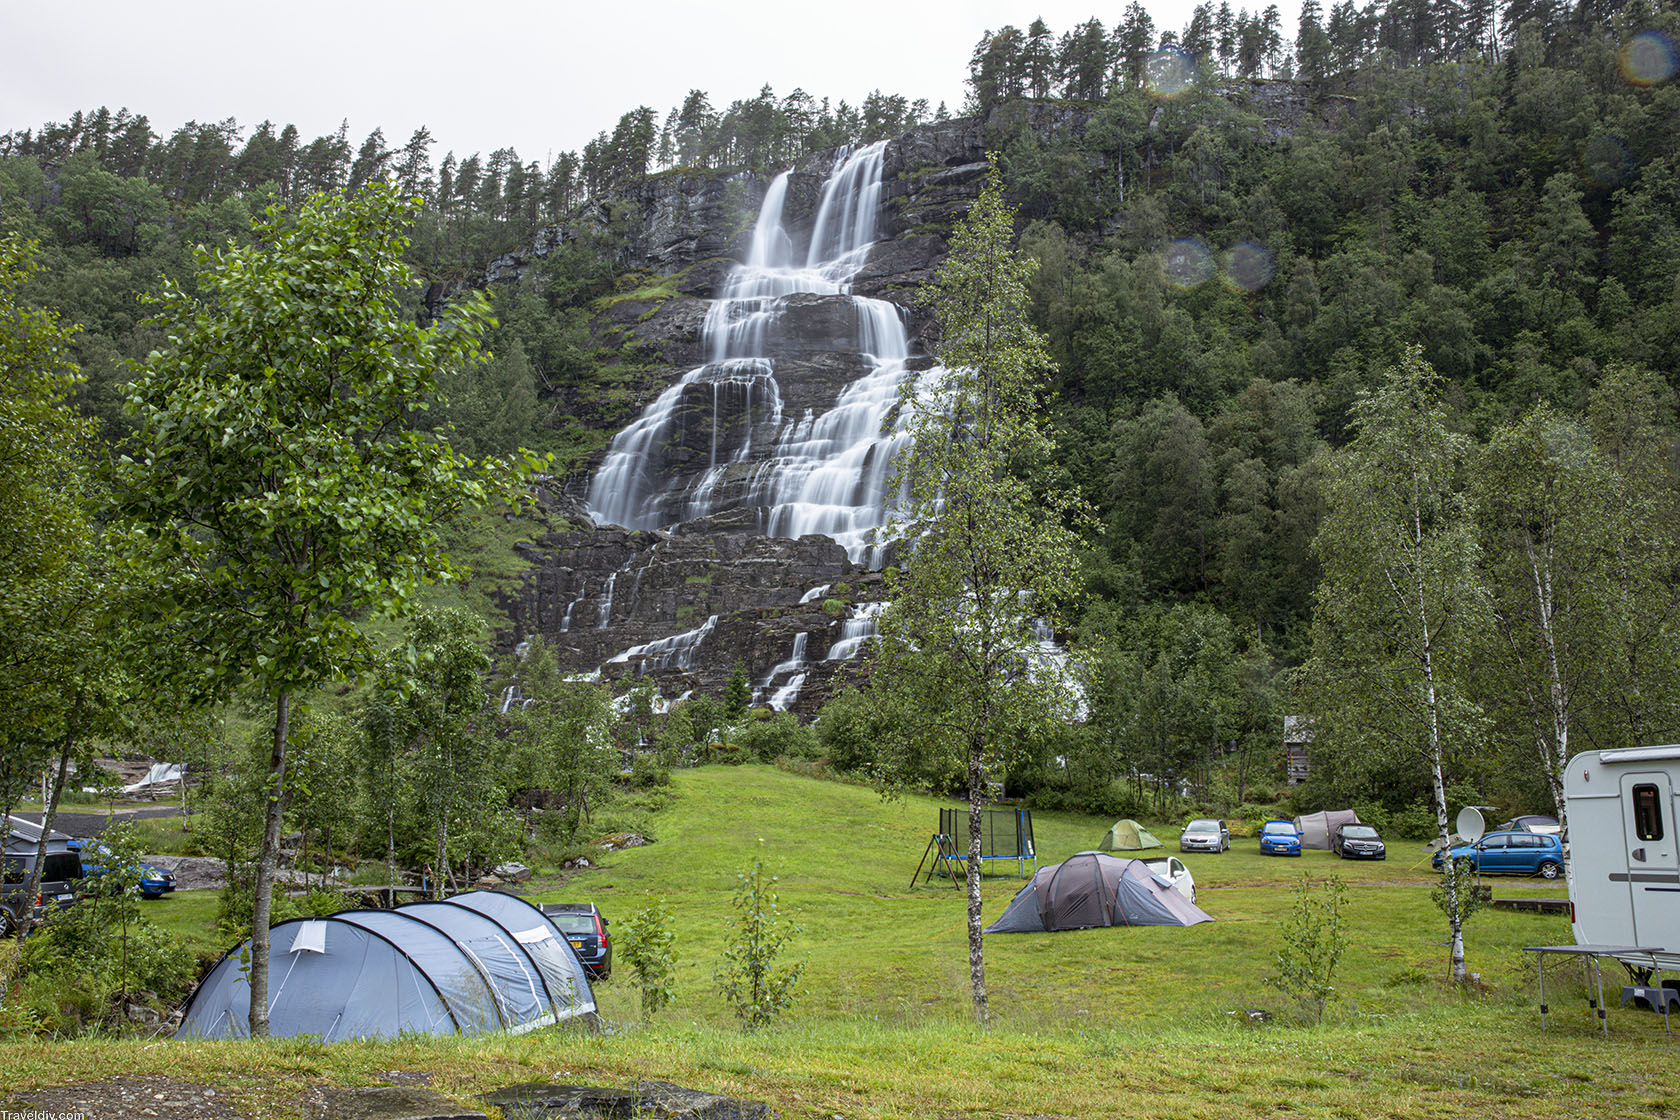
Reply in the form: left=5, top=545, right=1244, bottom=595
left=1179, top=818, right=1230, bottom=853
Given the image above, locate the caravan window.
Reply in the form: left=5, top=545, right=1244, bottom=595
left=1632, top=784, right=1664, bottom=842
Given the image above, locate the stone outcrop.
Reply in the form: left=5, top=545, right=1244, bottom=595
left=480, top=1080, right=778, bottom=1119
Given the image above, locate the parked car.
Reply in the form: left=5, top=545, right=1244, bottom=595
left=540, top=902, right=611, bottom=980
left=1179, top=818, right=1230, bottom=853
left=66, top=837, right=176, bottom=899
left=1142, top=856, right=1197, bottom=903
left=1432, top=830, right=1564, bottom=879
left=1499, top=814, right=1562, bottom=836
left=1331, top=822, right=1387, bottom=860
left=3, top=817, right=85, bottom=936
left=1258, top=819, right=1303, bottom=856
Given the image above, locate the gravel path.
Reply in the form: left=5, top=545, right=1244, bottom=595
left=9, top=1076, right=240, bottom=1119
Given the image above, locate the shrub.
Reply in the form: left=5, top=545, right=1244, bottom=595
left=629, top=751, right=670, bottom=789
left=619, top=903, right=678, bottom=1018
left=739, top=711, right=817, bottom=762
left=716, top=856, right=804, bottom=1029
left=1264, top=873, right=1349, bottom=1024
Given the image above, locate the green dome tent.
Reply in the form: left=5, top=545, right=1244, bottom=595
left=1098, top=818, right=1163, bottom=851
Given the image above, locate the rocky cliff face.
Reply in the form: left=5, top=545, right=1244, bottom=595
left=490, top=118, right=994, bottom=712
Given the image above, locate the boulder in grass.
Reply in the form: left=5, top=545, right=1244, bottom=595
left=493, top=861, right=532, bottom=883
left=594, top=832, right=649, bottom=851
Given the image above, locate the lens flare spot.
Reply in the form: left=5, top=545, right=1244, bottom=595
left=1221, top=241, right=1276, bottom=292
left=1146, top=48, right=1197, bottom=98
left=1620, top=31, right=1679, bottom=86
left=1163, top=238, right=1215, bottom=288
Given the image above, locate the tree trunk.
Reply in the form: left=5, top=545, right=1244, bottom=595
left=18, top=712, right=79, bottom=940
left=386, top=802, right=397, bottom=899
left=966, top=737, right=989, bottom=1026
left=248, top=689, right=293, bottom=1039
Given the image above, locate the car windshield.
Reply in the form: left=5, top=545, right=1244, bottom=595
left=1262, top=822, right=1294, bottom=835
left=1342, top=826, right=1378, bottom=839
left=1185, top=820, right=1219, bottom=832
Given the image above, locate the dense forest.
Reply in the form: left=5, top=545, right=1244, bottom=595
left=4, top=0, right=1680, bottom=840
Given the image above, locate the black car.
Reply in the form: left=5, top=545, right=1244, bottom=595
left=1331, top=822, right=1387, bottom=860
left=3, top=817, right=85, bottom=936
left=541, top=902, right=611, bottom=981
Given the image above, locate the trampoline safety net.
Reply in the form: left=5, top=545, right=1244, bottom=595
left=939, top=808, right=1036, bottom=877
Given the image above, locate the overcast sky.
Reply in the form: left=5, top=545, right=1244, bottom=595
left=3, top=1, right=1297, bottom=168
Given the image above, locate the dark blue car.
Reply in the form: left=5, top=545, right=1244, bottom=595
left=1431, top=830, right=1564, bottom=879
left=1258, top=819, right=1303, bottom=856
left=67, top=838, right=176, bottom=899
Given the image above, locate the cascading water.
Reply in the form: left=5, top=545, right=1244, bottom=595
left=756, top=632, right=811, bottom=711
left=586, top=142, right=924, bottom=566
left=825, top=602, right=886, bottom=662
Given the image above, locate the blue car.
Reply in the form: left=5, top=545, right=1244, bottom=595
left=67, top=838, right=176, bottom=899
left=1258, top=819, right=1303, bottom=856
left=1431, top=830, right=1564, bottom=879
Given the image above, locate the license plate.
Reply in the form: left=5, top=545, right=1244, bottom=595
left=568, top=939, right=585, bottom=948
left=56, top=893, right=74, bottom=901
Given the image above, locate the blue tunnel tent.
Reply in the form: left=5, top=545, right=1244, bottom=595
left=179, top=890, right=595, bottom=1040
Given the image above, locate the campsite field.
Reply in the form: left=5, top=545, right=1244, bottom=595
left=3, top=764, right=1674, bottom=1119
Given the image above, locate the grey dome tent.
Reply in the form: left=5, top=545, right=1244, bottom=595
left=984, top=852, right=1212, bottom=933
left=179, top=890, right=595, bottom=1040
left=1293, top=809, right=1360, bottom=850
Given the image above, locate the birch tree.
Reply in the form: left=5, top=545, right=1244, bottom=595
left=1473, top=405, right=1613, bottom=848
left=868, top=158, right=1087, bottom=1023
left=1304, top=347, right=1486, bottom=983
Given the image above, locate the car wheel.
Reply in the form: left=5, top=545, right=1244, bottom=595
left=1538, top=860, right=1561, bottom=880
left=0, top=906, right=13, bottom=938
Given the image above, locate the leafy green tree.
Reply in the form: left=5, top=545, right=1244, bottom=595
left=501, top=636, right=616, bottom=843
left=1472, top=405, right=1615, bottom=844
left=869, top=159, right=1087, bottom=1023
left=0, top=236, right=87, bottom=821
left=120, top=186, right=521, bottom=1037
left=1582, top=366, right=1680, bottom=750
left=1303, top=347, right=1486, bottom=984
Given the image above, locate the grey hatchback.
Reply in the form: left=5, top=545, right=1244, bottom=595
left=3, top=817, right=85, bottom=936
left=540, top=902, right=611, bottom=980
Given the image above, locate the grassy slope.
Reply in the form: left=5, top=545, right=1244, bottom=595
left=4, top=765, right=1674, bottom=1119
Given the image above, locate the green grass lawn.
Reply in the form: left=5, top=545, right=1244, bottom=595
left=5, top=764, right=1673, bottom=1120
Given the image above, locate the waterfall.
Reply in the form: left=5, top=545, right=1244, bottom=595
left=586, top=142, right=927, bottom=566
left=825, top=602, right=886, bottom=662
left=607, top=615, right=719, bottom=674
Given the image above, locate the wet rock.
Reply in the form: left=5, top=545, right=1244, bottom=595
left=480, top=1081, right=777, bottom=1119
left=314, top=1086, right=486, bottom=1120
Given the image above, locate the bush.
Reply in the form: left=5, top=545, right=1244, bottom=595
left=716, top=856, right=804, bottom=1029
left=1264, top=873, right=1349, bottom=1024
left=619, top=903, right=678, bottom=1018
left=629, top=751, right=670, bottom=789
left=739, top=711, right=817, bottom=763
left=813, top=689, right=881, bottom=774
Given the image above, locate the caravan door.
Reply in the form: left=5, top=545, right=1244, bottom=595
left=1619, top=771, right=1680, bottom=947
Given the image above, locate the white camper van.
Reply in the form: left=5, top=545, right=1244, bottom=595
left=1565, top=746, right=1680, bottom=966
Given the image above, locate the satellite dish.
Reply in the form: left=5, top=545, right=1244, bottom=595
left=1456, top=806, right=1486, bottom=844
